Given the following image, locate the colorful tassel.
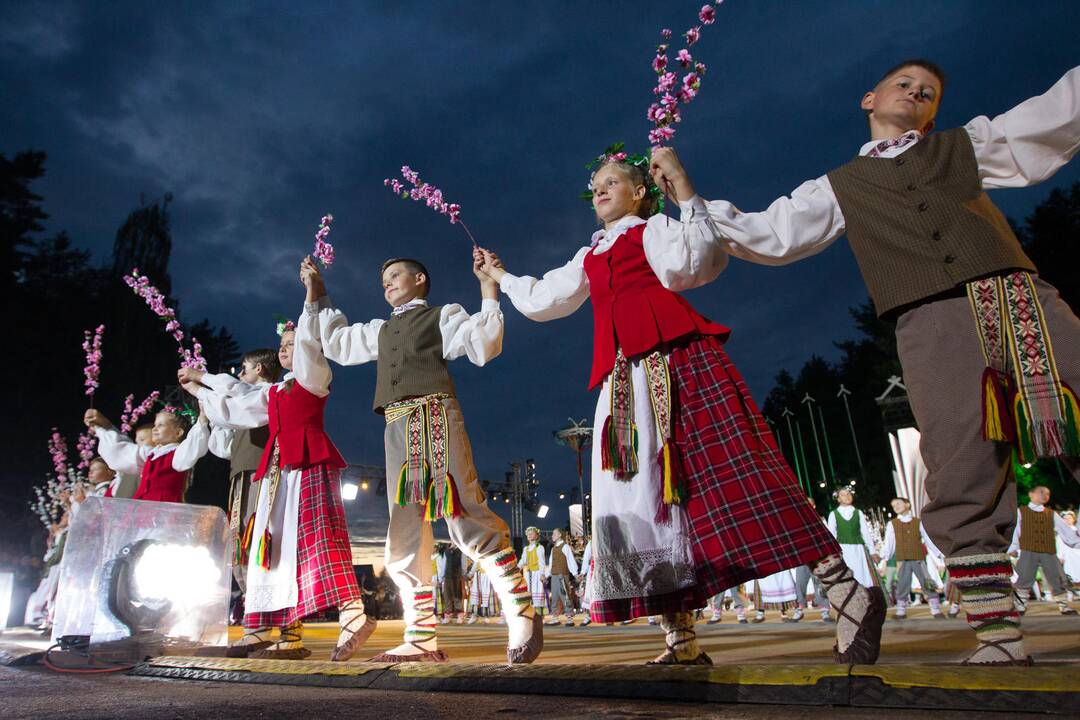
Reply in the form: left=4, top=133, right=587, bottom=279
left=396, top=461, right=409, bottom=507
left=424, top=478, right=439, bottom=521
left=442, top=473, right=462, bottom=519
left=255, top=528, right=272, bottom=571
left=980, top=367, right=1015, bottom=443
left=1013, top=394, right=1035, bottom=465
left=237, top=514, right=256, bottom=566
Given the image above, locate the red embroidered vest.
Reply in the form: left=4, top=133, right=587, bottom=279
left=133, top=450, right=188, bottom=503
left=254, top=381, right=346, bottom=480
left=581, top=223, right=730, bottom=389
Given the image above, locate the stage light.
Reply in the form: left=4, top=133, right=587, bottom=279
left=818, top=482, right=826, bottom=488
left=850, top=480, right=857, bottom=485
left=1022, top=463, right=1033, bottom=469
left=504, top=497, right=510, bottom=504
left=537, top=505, right=550, bottom=519
left=559, top=493, right=565, bottom=500
left=584, top=494, right=590, bottom=499
left=342, top=482, right=359, bottom=501
left=0, top=572, right=12, bottom=631
left=361, top=481, right=369, bottom=491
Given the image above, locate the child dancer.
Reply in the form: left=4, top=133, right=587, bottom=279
left=84, top=407, right=209, bottom=503
left=478, top=147, right=882, bottom=665
left=827, top=487, right=882, bottom=590
left=883, top=497, right=945, bottom=619
left=204, top=346, right=280, bottom=645
left=578, top=537, right=594, bottom=626
left=308, top=254, right=542, bottom=664
left=1060, top=511, right=1080, bottom=597
left=1009, top=486, right=1080, bottom=615
left=87, top=456, right=118, bottom=497
left=545, top=527, right=579, bottom=627
left=180, top=276, right=372, bottom=662
left=519, top=527, right=548, bottom=618
left=702, top=61, right=1080, bottom=664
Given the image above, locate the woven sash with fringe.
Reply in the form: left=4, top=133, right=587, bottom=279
left=229, top=471, right=256, bottom=567
left=967, top=272, right=1080, bottom=462
left=385, top=393, right=463, bottom=521
left=600, top=348, right=685, bottom=522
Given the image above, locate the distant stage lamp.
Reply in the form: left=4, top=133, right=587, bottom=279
left=0, top=572, right=12, bottom=631
left=361, top=481, right=369, bottom=491
left=341, top=482, right=359, bottom=501
left=105, top=539, right=222, bottom=640
left=537, top=505, right=550, bottom=519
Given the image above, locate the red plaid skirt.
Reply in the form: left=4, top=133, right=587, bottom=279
left=244, top=464, right=360, bottom=628
left=591, top=336, right=839, bottom=623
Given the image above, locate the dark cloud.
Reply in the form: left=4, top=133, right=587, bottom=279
left=4, top=0, right=1079, bottom=529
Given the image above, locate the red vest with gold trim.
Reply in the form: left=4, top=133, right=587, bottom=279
left=254, top=381, right=346, bottom=480
left=581, top=223, right=729, bottom=390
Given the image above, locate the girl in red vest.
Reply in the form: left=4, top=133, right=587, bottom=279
left=179, top=280, right=373, bottom=662
left=84, top=407, right=209, bottom=503
left=478, top=147, right=884, bottom=665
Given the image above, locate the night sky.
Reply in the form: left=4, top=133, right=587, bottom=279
left=4, top=1, right=1079, bottom=529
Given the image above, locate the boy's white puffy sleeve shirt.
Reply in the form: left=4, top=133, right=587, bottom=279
left=208, top=425, right=235, bottom=460
left=707, top=65, right=1080, bottom=263
left=200, top=372, right=245, bottom=397
left=499, top=196, right=726, bottom=320
left=318, top=296, right=504, bottom=368
left=198, top=381, right=270, bottom=431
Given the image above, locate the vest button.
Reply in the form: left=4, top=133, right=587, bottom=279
left=895, top=157, right=905, bottom=166
left=918, top=201, right=929, bottom=211
left=944, top=255, right=955, bottom=264
left=907, top=183, right=917, bottom=191
left=932, top=231, right=942, bottom=241
left=392, top=379, right=399, bottom=386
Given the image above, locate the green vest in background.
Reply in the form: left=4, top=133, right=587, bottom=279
left=832, top=509, right=863, bottom=545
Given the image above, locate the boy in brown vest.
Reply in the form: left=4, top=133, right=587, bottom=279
left=1008, top=486, right=1080, bottom=615
left=303, top=255, right=543, bottom=664
left=544, top=527, right=579, bottom=626
left=702, top=61, right=1080, bottom=665
left=883, top=497, right=944, bottom=620
left=203, top=346, right=280, bottom=652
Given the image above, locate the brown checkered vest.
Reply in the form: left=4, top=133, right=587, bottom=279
left=1019, top=506, right=1056, bottom=554
left=891, top=517, right=926, bottom=561
left=827, top=128, right=1036, bottom=319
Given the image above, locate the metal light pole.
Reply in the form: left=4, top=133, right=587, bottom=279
left=801, top=393, right=829, bottom=489
left=781, top=408, right=804, bottom=491
left=837, top=384, right=866, bottom=482
left=817, top=405, right=837, bottom=483
left=554, top=419, right=593, bottom=534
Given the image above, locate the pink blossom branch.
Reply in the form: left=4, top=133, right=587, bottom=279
left=123, top=269, right=207, bottom=371
left=647, top=3, right=722, bottom=149
left=385, top=166, right=476, bottom=247
left=313, top=214, right=335, bottom=267
left=82, top=324, right=105, bottom=405
left=119, top=390, right=161, bottom=435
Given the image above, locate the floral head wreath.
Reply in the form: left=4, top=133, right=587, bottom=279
left=579, top=142, right=665, bottom=215
left=832, top=484, right=857, bottom=499
left=158, top=399, right=199, bottom=425
left=275, top=315, right=296, bottom=337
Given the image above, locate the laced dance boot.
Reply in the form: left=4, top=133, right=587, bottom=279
left=812, top=554, right=886, bottom=664
left=251, top=620, right=311, bottom=660
left=481, top=548, right=544, bottom=664
left=331, top=598, right=378, bottom=661
left=225, top=626, right=273, bottom=658
left=369, top=586, right=448, bottom=663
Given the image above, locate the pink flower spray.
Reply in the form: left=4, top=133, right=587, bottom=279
left=313, top=214, right=335, bottom=267
left=119, top=390, right=161, bottom=435
left=82, top=324, right=105, bottom=404
left=123, top=270, right=207, bottom=371
left=384, top=166, right=477, bottom=247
